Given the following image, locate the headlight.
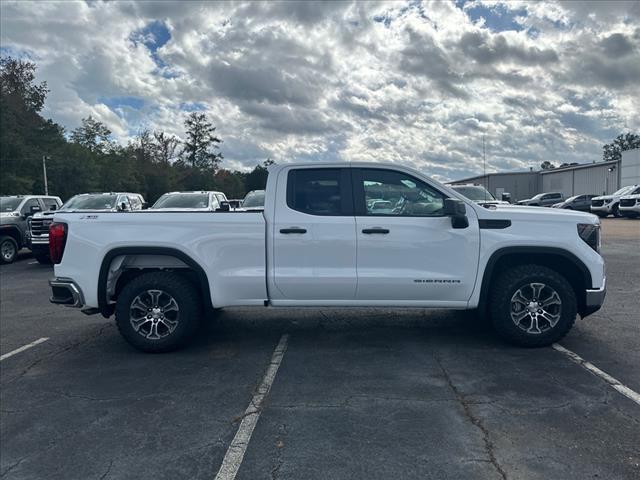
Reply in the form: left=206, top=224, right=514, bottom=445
left=578, top=223, right=600, bottom=253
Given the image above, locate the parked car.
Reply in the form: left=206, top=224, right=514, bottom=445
left=0, top=195, right=62, bottom=264
left=28, top=192, right=145, bottom=264
left=450, top=184, right=510, bottom=208
left=150, top=191, right=228, bottom=211
left=241, top=190, right=265, bottom=211
left=619, top=193, right=640, bottom=218
left=551, top=194, right=598, bottom=212
left=590, top=185, right=640, bottom=217
left=517, top=192, right=564, bottom=207
left=49, top=162, right=605, bottom=353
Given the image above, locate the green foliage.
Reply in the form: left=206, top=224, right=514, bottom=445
left=603, top=132, right=640, bottom=162
left=0, top=55, right=272, bottom=202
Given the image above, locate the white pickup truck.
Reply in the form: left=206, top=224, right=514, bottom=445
left=48, top=162, right=606, bottom=352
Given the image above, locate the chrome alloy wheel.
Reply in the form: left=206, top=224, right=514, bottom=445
left=129, top=289, right=179, bottom=340
left=1, top=240, right=16, bottom=262
left=510, top=282, right=562, bottom=335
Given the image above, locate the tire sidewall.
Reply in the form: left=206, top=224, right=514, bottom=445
left=0, top=237, right=18, bottom=264
left=115, top=273, right=201, bottom=352
left=491, top=267, right=577, bottom=347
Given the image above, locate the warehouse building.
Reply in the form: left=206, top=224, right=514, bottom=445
left=450, top=147, right=640, bottom=201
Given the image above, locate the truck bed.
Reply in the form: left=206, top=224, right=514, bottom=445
left=54, top=211, right=268, bottom=308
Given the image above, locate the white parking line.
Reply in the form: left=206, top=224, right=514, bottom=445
left=553, top=343, right=640, bottom=406
left=0, top=337, right=49, bottom=361
left=28, top=261, right=37, bottom=265
left=214, top=334, right=289, bottom=480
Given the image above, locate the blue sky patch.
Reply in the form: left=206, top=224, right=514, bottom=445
left=130, top=20, right=171, bottom=70
left=465, top=3, right=527, bottom=32
left=99, top=96, right=145, bottom=111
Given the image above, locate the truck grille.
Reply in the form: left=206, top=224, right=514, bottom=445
left=591, top=199, right=604, bottom=207
left=30, top=217, right=52, bottom=236
left=620, top=198, right=636, bottom=207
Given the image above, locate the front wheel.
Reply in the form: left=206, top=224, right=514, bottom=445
left=0, top=236, right=18, bottom=264
left=489, top=265, right=577, bottom=347
left=115, top=271, right=202, bottom=352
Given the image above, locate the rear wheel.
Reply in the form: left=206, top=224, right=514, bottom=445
left=489, top=265, right=577, bottom=347
left=115, top=271, right=202, bottom=352
left=0, top=236, right=18, bottom=264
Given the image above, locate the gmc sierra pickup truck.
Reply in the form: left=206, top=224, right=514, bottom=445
left=48, top=163, right=606, bottom=352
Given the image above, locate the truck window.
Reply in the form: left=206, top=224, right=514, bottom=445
left=287, top=168, right=347, bottom=216
left=42, top=198, right=59, bottom=210
left=20, top=198, right=40, bottom=215
left=357, top=169, right=445, bottom=217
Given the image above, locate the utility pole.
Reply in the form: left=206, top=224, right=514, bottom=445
left=42, top=155, right=49, bottom=195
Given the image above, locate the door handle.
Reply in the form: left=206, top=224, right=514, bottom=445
left=280, top=227, right=307, bottom=234
left=362, top=228, right=390, bottom=234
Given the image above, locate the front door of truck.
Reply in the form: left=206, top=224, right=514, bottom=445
left=272, top=167, right=357, bottom=301
left=352, top=168, right=479, bottom=304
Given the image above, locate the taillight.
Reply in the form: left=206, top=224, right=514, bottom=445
left=49, top=222, right=67, bottom=264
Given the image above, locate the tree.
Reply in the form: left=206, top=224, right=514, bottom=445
left=70, top=116, right=113, bottom=153
left=153, top=131, right=180, bottom=165
left=603, top=132, right=640, bottom=162
left=181, top=112, right=222, bottom=169
left=0, top=56, right=49, bottom=112
left=245, top=158, right=274, bottom=192
left=540, top=161, right=556, bottom=170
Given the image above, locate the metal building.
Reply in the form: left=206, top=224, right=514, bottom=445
left=449, top=171, right=540, bottom=202
left=540, top=160, right=619, bottom=197
left=621, top=148, right=640, bottom=187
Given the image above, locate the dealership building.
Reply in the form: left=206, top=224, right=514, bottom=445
left=450, top=148, right=640, bottom=202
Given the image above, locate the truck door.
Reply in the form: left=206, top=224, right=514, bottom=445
left=272, top=167, right=357, bottom=301
left=353, top=167, right=479, bottom=305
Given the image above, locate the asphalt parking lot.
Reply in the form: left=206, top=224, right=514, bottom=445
left=1, top=218, right=639, bottom=480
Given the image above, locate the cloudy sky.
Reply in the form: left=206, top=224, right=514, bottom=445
left=1, top=1, right=639, bottom=180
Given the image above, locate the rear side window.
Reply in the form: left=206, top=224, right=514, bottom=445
left=286, top=168, right=351, bottom=215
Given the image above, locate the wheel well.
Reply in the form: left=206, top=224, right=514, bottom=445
left=1, top=228, right=21, bottom=246
left=98, top=249, right=214, bottom=317
left=480, top=251, right=589, bottom=315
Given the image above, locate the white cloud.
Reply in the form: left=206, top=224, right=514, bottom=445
left=1, top=0, right=638, bottom=180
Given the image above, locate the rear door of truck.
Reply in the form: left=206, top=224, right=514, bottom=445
left=270, top=166, right=357, bottom=301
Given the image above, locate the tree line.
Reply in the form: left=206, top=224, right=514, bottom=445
left=0, top=56, right=270, bottom=203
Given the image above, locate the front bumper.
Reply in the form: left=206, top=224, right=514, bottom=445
left=619, top=205, right=640, bottom=215
left=49, top=278, right=85, bottom=308
left=590, top=204, right=612, bottom=214
left=582, top=277, right=606, bottom=318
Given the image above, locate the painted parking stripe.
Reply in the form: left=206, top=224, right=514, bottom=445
left=553, top=343, right=640, bottom=406
left=0, top=337, right=49, bottom=361
left=214, top=334, right=290, bottom=480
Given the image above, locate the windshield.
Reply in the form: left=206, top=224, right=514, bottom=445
left=452, top=186, right=495, bottom=201
left=0, top=197, right=23, bottom=212
left=62, top=194, right=118, bottom=210
left=152, top=193, right=210, bottom=209
left=613, top=185, right=636, bottom=196
left=242, top=191, right=265, bottom=208
left=565, top=195, right=579, bottom=202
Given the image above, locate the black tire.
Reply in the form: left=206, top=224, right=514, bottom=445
left=489, top=264, right=577, bottom=347
left=0, top=236, right=18, bottom=264
left=115, top=271, right=202, bottom=352
left=34, top=254, right=51, bottom=265
left=612, top=204, right=621, bottom=217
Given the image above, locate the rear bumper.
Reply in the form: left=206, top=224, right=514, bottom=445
left=49, top=278, right=84, bottom=308
left=581, top=277, right=606, bottom=318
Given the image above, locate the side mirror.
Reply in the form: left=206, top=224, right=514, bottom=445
left=142, top=202, right=148, bottom=209
left=118, top=202, right=129, bottom=212
left=218, top=201, right=231, bottom=212
left=443, top=198, right=468, bottom=229
left=27, top=205, right=41, bottom=216
left=50, top=204, right=57, bottom=211
left=501, top=193, right=511, bottom=203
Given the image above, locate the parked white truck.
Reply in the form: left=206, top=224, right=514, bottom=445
left=48, top=163, right=606, bottom=352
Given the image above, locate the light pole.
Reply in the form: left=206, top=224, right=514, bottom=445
left=42, top=155, right=50, bottom=195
